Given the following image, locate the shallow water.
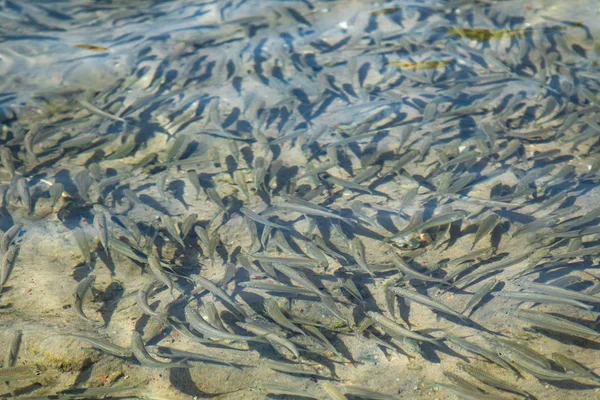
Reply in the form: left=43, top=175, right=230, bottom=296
left=1, top=0, right=600, bottom=399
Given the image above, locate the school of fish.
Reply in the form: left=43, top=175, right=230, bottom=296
left=1, top=0, right=600, bottom=399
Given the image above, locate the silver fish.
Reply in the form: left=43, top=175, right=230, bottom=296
left=366, top=311, right=439, bottom=344
left=185, top=306, right=259, bottom=342
left=73, top=274, right=98, bottom=325
left=130, top=331, right=189, bottom=368
left=1, top=223, right=22, bottom=254
left=389, top=286, right=468, bottom=321
left=0, top=244, right=19, bottom=288
left=73, top=227, right=91, bottom=265
left=471, top=214, right=499, bottom=250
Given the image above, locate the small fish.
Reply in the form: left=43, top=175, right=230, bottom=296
left=270, top=263, right=322, bottom=295
left=204, top=302, right=229, bottom=332
left=548, top=275, right=583, bottom=288
left=192, top=275, right=247, bottom=317
left=74, top=170, right=93, bottom=203
left=522, top=281, right=600, bottom=304
left=352, top=165, right=381, bottom=184
left=340, top=384, right=398, bottom=400
left=471, top=214, right=499, bottom=250
left=264, top=298, right=304, bottom=335
left=461, top=278, right=497, bottom=317
left=487, top=336, right=551, bottom=370
left=511, top=309, right=600, bottom=339
left=227, top=141, right=241, bottom=164
left=323, top=174, right=373, bottom=194
left=136, top=281, right=166, bottom=321
left=260, top=225, right=273, bottom=250
left=3, top=329, right=22, bottom=396
left=4, top=329, right=22, bottom=368
left=0, top=147, right=15, bottom=177
left=161, top=215, right=185, bottom=247
left=312, top=235, right=348, bottom=263
left=251, top=254, right=321, bottom=268
left=73, top=227, right=91, bottom=264
left=0, top=364, right=43, bottom=381
left=339, top=276, right=364, bottom=303
left=87, top=162, right=102, bottom=181
left=93, top=212, right=109, bottom=251
left=444, top=334, right=514, bottom=374
left=166, top=134, right=189, bottom=162
left=209, top=146, right=221, bottom=166
left=49, top=183, right=64, bottom=210
left=154, top=345, right=244, bottom=367
left=185, top=306, right=260, bottom=342
left=319, top=293, right=347, bottom=323
left=443, top=371, right=486, bottom=394
left=551, top=353, right=600, bottom=383
left=500, top=346, right=582, bottom=381
left=400, top=336, right=424, bottom=358
left=458, top=362, right=530, bottom=398
left=389, top=286, right=468, bottom=321
left=1, top=223, right=22, bottom=253
left=233, top=170, right=250, bottom=199
left=56, top=384, right=142, bottom=398
left=238, top=281, right=318, bottom=297
left=497, top=139, right=522, bottom=162
left=304, top=241, right=329, bottom=268
left=15, top=177, right=31, bottom=213
left=131, top=152, right=158, bottom=172
left=297, top=162, right=338, bottom=180
left=254, top=156, right=267, bottom=192
left=240, top=207, right=289, bottom=230
left=349, top=201, right=376, bottom=226
left=243, top=216, right=260, bottom=255
left=549, top=244, right=600, bottom=261
left=498, top=291, right=594, bottom=311
left=194, top=225, right=211, bottom=249
left=180, top=213, right=197, bottom=240
left=435, top=382, right=510, bottom=400
left=388, top=150, right=418, bottom=173
left=73, top=274, right=99, bottom=325
left=366, top=311, right=439, bottom=344
left=109, top=237, right=147, bottom=263
left=349, top=237, right=375, bottom=276
left=302, top=324, right=340, bottom=356
left=280, top=202, right=354, bottom=224
left=238, top=321, right=300, bottom=359
left=273, top=230, right=303, bottom=257
left=320, top=381, right=348, bottom=400
left=206, top=187, right=228, bottom=214
left=208, top=230, right=221, bottom=262
left=389, top=251, right=447, bottom=284
left=186, top=170, right=202, bottom=200
left=453, top=251, right=533, bottom=289
left=123, top=188, right=141, bottom=206
left=567, top=237, right=582, bottom=253
left=0, top=244, right=19, bottom=288
left=415, top=210, right=469, bottom=232
left=51, top=333, right=132, bottom=358
left=148, top=247, right=176, bottom=299
left=264, top=359, right=323, bottom=377
left=255, top=382, right=317, bottom=398
left=130, top=331, right=189, bottom=368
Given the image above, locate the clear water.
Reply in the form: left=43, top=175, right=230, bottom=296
left=1, top=1, right=600, bottom=399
